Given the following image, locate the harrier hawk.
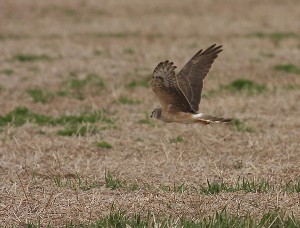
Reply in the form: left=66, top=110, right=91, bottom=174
left=150, top=44, right=232, bottom=124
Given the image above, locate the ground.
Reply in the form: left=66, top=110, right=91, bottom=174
left=0, top=0, right=300, bottom=226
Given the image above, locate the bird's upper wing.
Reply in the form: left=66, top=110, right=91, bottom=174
left=176, top=44, right=223, bottom=113
left=151, top=60, right=192, bottom=112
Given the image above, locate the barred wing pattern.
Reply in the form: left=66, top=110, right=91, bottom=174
left=176, top=44, right=223, bottom=113
left=151, top=60, right=192, bottom=112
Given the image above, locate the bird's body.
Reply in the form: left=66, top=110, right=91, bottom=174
left=159, top=108, right=195, bottom=124
left=150, top=44, right=232, bottom=125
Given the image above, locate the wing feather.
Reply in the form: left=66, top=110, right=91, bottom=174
left=176, top=44, right=223, bottom=112
left=151, top=60, right=192, bottom=112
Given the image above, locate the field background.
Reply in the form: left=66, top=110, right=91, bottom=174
left=0, top=0, right=300, bottom=226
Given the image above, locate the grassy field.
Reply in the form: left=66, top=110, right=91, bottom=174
left=0, top=0, right=300, bottom=226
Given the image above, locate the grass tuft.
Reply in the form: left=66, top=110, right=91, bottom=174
left=170, top=136, right=184, bottom=144
left=247, top=32, right=299, bottom=43
left=138, top=114, right=156, bottom=127
left=126, top=67, right=151, bottom=89
left=27, top=89, right=54, bottom=103
left=93, top=32, right=139, bottom=39
left=123, top=48, right=135, bottom=54
left=232, top=119, right=255, bottom=133
left=127, top=77, right=151, bottom=88
left=96, top=141, right=112, bottom=149
left=0, top=107, right=51, bottom=127
left=236, top=178, right=272, bottom=193
left=105, top=171, right=124, bottom=190
left=161, top=183, right=187, bottom=194
left=68, top=73, right=105, bottom=89
left=52, top=174, right=100, bottom=191
left=57, top=124, right=98, bottom=136
left=61, top=206, right=300, bottom=227
left=260, top=52, right=274, bottom=58
left=200, top=180, right=233, bottom=194
left=0, top=33, right=30, bottom=40
left=0, top=107, right=115, bottom=136
left=200, top=178, right=272, bottom=194
left=12, top=54, right=51, bottom=62
left=221, top=79, right=266, bottom=95
left=94, top=49, right=111, bottom=57
left=118, top=96, right=140, bottom=105
left=274, top=64, right=300, bottom=75
left=62, top=72, right=106, bottom=100
left=285, top=180, right=300, bottom=193
left=284, top=84, right=300, bottom=90
left=0, top=69, right=14, bottom=75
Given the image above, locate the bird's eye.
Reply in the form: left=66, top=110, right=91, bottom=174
left=150, top=110, right=155, bottom=117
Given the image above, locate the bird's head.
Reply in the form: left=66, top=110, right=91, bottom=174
left=150, top=107, right=162, bottom=119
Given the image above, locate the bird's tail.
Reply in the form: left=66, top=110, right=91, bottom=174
left=193, top=113, right=232, bottom=125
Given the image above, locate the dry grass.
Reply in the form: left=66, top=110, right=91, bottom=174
left=0, top=0, right=300, bottom=226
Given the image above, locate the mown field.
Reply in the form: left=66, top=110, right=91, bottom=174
left=0, top=0, right=300, bottom=226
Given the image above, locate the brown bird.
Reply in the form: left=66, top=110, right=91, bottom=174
left=150, top=44, right=232, bottom=124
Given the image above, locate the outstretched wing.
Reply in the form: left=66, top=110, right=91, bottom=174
left=176, top=44, right=223, bottom=113
left=151, top=60, right=192, bottom=112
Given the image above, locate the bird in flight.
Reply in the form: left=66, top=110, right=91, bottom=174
left=150, top=44, right=232, bottom=125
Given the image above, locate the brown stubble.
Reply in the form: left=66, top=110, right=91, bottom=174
left=0, top=0, right=300, bottom=226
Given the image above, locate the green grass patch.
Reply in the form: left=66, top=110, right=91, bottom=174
left=118, top=96, right=140, bottom=105
left=138, top=114, right=156, bottom=127
left=105, top=171, right=125, bottom=190
left=56, top=90, right=68, bottom=97
left=60, top=8, right=77, bottom=17
left=221, top=79, right=267, bottom=95
left=126, top=68, right=151, bottom=88
left=283, top=84, right=300, bottom=90
left=0, top=33, right=30, bottom=40
left=0, top=69, right=14, bottom=75
left=96, top=141, right=112, bottom=149
left=68, top=73, right=105, bottom=90
left=104, top=171, right=140, bottom=191
left=94, top=49, right=103, bottom=56
left=232, top=119, right=255, bottom=133
left=260, top=52, right=275, bottom=58
left=123, top=48, right=135, bottom=54
left=93, top=32, right=139, bottom=39
left=170, top=136, right=184, bottom=144
left=201, top=89, right=217, bottom=99
left=127, top=76, right=151, bottom=88
left=52, top=174, right=100, bottom=191
left=247, top=31, right=299, bottom=43
left=99, top=175, right=300, bottom=195
left=200, top=178, right=272, bottom=194
left=161, top=183, right=187, bottom=194
left=27, top=89, right=54, bottom=103
left=161, top=178, right=273, bottom=195
left=57, top=124, right=98, bottom=136
left=61, top=72, right=106, bottom=99
left=57, top=207, right=300, bottom=227
left=0, top=107, right=51, bottom=127
left=274, top=64, right=300, bottom=75
left=93, top=49, right=111, bottom=57
left=285, top=180, right=300, bottom=193
left=0, top=107, right=115, bottom=136
left=12, top=54, right=51, bottom=62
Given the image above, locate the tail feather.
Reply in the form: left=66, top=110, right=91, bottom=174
left=193, top=113, right=232, bottom=125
